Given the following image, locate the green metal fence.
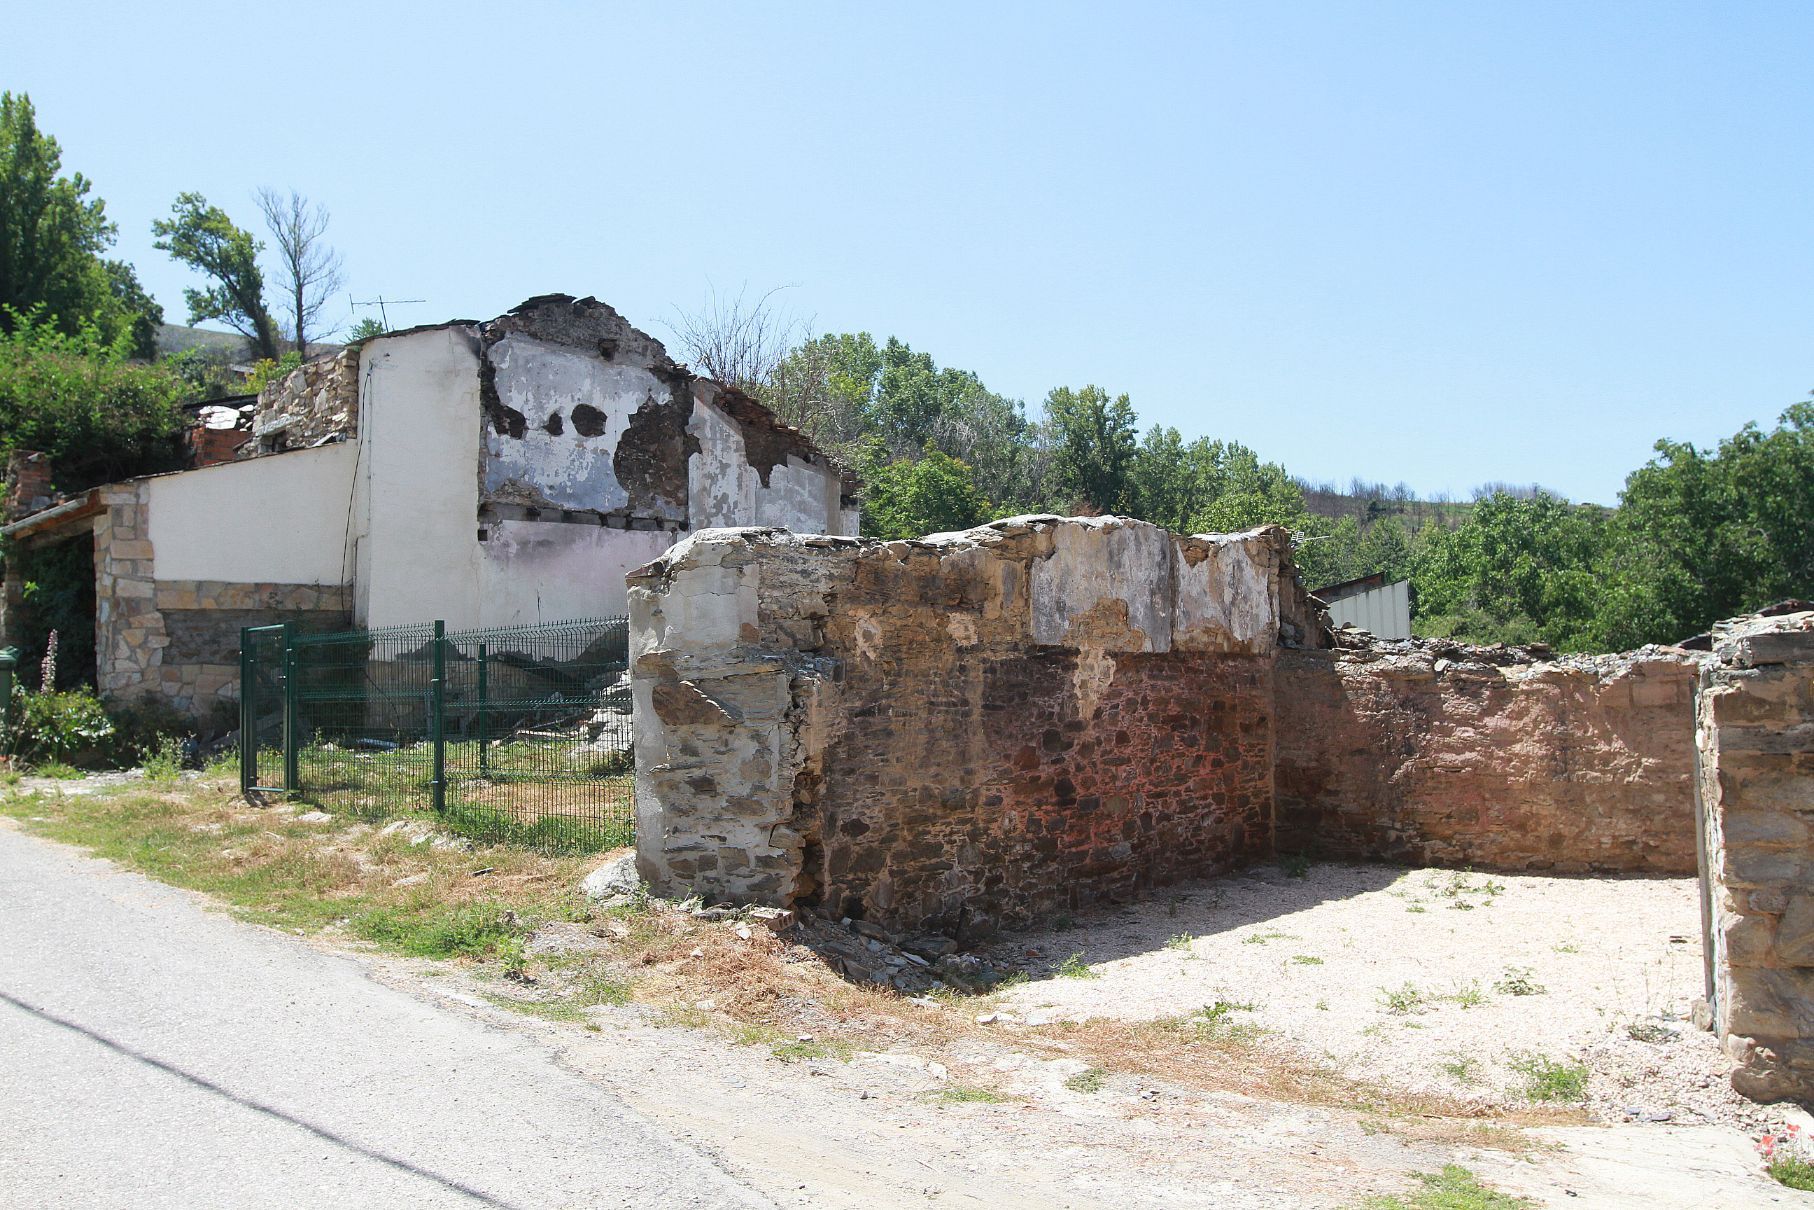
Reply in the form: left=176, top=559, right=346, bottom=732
left=240, top=617, right=634, bottom=852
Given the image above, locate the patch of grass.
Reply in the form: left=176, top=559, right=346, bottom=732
left=1278, top=853, right=1311, bottom=879
left=1405, top=902, right=1427, bottom=914
left=771, top=1037, right=849, bottom=1063
left=1056, top=953, right=1098, bottom=980
left=1290, top=954, right=1324, bottom=966
left=576, top=974, right=632, bottom=1007
left=927, top=1085, right=1006, bottom=1104
left=481, top=992, right=589, bottom=1023
left=1242, top=929, right=1295, bottom=946
left=1551, top=941, right=1580, bottom=954
left=1363, top=1164, right=1534, bottom=1209
left=1166, top=932, right=1194, bottom=952
left=353, top=901, right=526, bottom=960
left=653, top=1005, right=711, bottom=1030
left=1443, top=980, right=1487, bottom=1009
left=33, top=761, right=83, bottom=780
left=1379, top=983, right=1428, bottom=1016
left=1493, top=967, right=1545, bottom=997
left=1064, top=1066, right=1106, bottom=1093
left=1509, top=1054, right=1588, bottom=1103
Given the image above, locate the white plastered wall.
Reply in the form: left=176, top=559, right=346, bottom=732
left=146, top=442, right=358, bottom=585
left=687, top=392, right=853, bottom=536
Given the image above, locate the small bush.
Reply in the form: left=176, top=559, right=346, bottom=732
left=1379, top=983, right=1428, bottom=1016
left=8, top=688, right=115, bottom=767
left=1278, top=853, right=1311, bottom=878
left=1760, top=1125, right=1814, bottom=1192
left=1494, top=967, right=1546, bottom=997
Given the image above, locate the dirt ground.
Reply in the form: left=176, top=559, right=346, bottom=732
left=986, top=862, right=1787, bottom=1136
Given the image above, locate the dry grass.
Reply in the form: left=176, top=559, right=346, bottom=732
left=0, top=776, right=1574, bottom=1151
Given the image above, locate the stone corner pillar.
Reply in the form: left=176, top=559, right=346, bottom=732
left=1700, top=610, right=1814, bottom=1101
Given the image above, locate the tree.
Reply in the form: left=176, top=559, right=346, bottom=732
left=860, top=443, right=989, bottom=540
left=670, top=284, right=802, bottom=396
left=1594, top=402, right=1814, bottom=648
left=255, top=188, right=343, bottom=353
left=1409, top=492, right=1605, bottom=649
left=0, top=92, right=160, bottom=358
left=345, top=316, right=386, bottom=342
left=766, top=331, right=883, bottom=465
left=1044, top=385, right=1138, bottom=513
left=152, top=192, right=279, bottom=360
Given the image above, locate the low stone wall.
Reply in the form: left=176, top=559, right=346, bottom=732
left=630, top=517, right=1305, bottom=939
left=1275, top=642, right=1701, bottom=874
left=1701, top=611, right=1814, bottom=1101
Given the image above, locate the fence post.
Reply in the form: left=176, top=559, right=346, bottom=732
left=431, top=620, right=446, bottom=815
left=476, top=641, right=488, bottom=778
left=239, top=627, right=253, bottom=795
left=281, top=622, right=299, bottom=793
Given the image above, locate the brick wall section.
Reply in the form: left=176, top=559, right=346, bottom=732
left=1701, top=610, right=1814, bottom=1101
left=244, top=347, right=360, bottom=456
left=93, top=480, right=350, bottom=719
left=1275, top=643, right=1702, bottom=874
left=630, top=516, right=1301, bottom=938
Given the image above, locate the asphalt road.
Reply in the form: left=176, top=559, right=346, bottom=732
left=0, top=824, right=772, bottom=1209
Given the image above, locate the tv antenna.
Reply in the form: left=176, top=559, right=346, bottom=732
left=349, top=293, right=426, bottom=331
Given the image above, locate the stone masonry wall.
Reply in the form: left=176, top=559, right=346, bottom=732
left=1275, top=640, right=1702, bottom=874
left=1701, top=610, right=1814, bottom=1101
left=94, top=480, right=349, bottom=720
left=630, top=516, right=1302, bottom=939
left=245, top=347, right=360, bottom=456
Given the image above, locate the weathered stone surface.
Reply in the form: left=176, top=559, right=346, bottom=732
left=1274, top=643, right=1702, bottom=873
left=244, top=347, right=360, bottom=456
left=1703, top=610, right=1814, bottom=1101
left=632, top=517, right=1305, bottom=936
left=580, top=852, right=642, bottom=901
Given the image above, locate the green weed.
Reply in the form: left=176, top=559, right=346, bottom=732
left=1509, top=1054, right=1588, bottom=1102
left=1363, top=1164, right=1533, bottom=1209
left=1064, top=1066, right=1106, bottom=1093
left=1057, top=953, right=1098, bottom=980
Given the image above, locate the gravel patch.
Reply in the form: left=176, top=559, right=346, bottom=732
left=990, top=862, right=1804, bottom=1137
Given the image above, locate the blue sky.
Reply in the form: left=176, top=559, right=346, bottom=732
left=12, top=1, right=1811, bottom=504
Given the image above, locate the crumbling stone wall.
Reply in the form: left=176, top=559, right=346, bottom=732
left=631, top=516, right=1302, bottom=938
left=1700, top=610, right=1814, bottom=1101
left=245, top=347, right=360, bottom=456
left=1275, top=640, right=1701, bottom=874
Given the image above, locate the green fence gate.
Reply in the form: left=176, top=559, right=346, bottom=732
left=239, top=616, right=633, bottom=853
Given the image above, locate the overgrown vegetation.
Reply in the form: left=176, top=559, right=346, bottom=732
left=1508, top=1055, right=1588, bottom=1103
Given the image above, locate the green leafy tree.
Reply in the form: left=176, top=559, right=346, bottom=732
left=860, top=443, right=989, bottom=540
left=152, top=192, right=279, bottom=360
left=1044, top=385, right=1138, bottom=513
left=0, top=92, right=161, bottom=358
left=1410, top=492, right=1605, bottom=649
left=1595, top=402, right=1814, bottom=647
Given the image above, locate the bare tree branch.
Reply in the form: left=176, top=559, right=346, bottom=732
left=255, top=187, right=345, bottom=353
left=668, top=283, right=805, bottom=399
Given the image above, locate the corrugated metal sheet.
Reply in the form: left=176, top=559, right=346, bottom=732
left=1324, top=579, right=1411, bottom=640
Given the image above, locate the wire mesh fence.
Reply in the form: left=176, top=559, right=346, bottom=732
left=240, top=616, right=633, bottom=853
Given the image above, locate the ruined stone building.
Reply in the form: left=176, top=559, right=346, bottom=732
left=0, top=295, right=856, bottom=719
left=627, top=515, right=1814, bottom=1100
